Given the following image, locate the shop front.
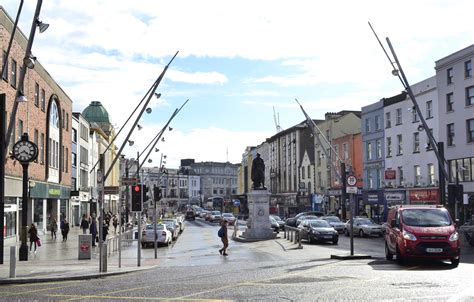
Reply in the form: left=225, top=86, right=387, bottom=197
left=30, top=182, right=71, bottom=232
left=328, top=189, right=363, bottom=218
left=270, top=193, right=297, bottom=218
left=361, top=190, right=384, bottom=223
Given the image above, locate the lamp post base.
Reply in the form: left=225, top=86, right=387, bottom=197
left=19, top=243, right=28, bottom=261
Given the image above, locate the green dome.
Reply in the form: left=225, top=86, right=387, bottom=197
left=82, top=101, right=110, bottom=124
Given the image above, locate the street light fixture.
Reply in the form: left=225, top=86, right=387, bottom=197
left=137, top=124, right=143, bottom=130
left=146, top=108, right=152, bottom=114
left=16, top=92, right=27, bottom=103
left=35, top=19, right=49, bottom=33
left=23, top=55, right=36, bottom=69
left=128, top=140, right=134, bottom=146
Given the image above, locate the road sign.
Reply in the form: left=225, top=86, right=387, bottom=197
left=347, top=175, right=357, bottom=186
left=121, top=177, right=138, bottom=185
left=104, top=186, right=119, bottom=195
left=346, top=186, right=358, bottom=194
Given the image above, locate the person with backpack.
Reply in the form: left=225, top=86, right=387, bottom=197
left=218, top=220, right=228, bottom=256
left=90, top=216, right=98, bottom=247
left=61, top=218, right=70, bottom=242
left=80, top=214, right=90, bottom=234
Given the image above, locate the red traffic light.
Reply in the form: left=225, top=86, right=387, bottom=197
left=134, top=185, right=140, bottom=192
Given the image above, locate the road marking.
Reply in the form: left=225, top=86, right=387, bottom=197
left=46, top=293, right=230, bottom=301
left=64, top=285, right=155, bottom=301
left=1, top=284, right=81, bottom=297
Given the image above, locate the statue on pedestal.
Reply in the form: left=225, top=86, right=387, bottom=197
left=251, top=153, right=266, bottom=190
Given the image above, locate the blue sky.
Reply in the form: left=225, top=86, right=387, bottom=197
left=3, top=0, right=474, bottom=167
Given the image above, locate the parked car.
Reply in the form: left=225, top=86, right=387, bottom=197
left=321, top=216, right=346, bottom=233
left=185, top=208, right=196, bottom=220
left=221, top=213, right=236, bottom=225
left=298, top=219, right=338, bottom=244
left=385, top=205, right=460, bottom=267
left=345, top=217, right=383, bottom=237
left=141, top=224, right=172, bottom=247
left=162, top=218, right=180, bottom=240
left=209, top=211, right=222, bottom=222
left=269, top=216, right=280, bottom=232
left=200, top=210, right=210, bottom=219
left=270, top=215, right=285, bottom=230
left=285, top=211, right=324, bottom=227
left=175, top=215, right=185, bottom=232
left=296, top=215, right=320, bottom=226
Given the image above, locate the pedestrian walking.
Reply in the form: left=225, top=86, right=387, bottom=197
left=61, top=218, right=70, bottom=241
left=80, top=214, right=90, bottom=234
left=90, top=216, right=98, bottom=247
left=50, top=218, right=58, bottom=240
left=102, top=223, right=109, bottom=242
left=28, top=223, right=39, bottom=254
left=218, top=220, right=229, bottom=256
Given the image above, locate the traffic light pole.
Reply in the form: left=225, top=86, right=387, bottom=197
left=153, top=185, right=158, bottom=259
left=137, top=151, right=141, bottom=267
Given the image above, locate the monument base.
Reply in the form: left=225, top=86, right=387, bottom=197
left=241, top=189, right=276, bottom=240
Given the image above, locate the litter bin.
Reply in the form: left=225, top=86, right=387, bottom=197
left=78, top=234, right=92, bottom=260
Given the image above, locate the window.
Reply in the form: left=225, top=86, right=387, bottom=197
left=376, top=139, right=382, bottom=158
left=72, top=153, right=77, bottom=167
left=446, top=93, right=454, bottom=112
left=80, top=123, right=89, bottom=141
left=426, top=101, right=433, bottom=118
left=466, top=86, right=474, bottom=106
left=463, top=158, right=471, bottom=182
left=385, top=112, right=391, bottom=128
left=65, top=147, right=68, bottom=173
left=397, top=134, right=403, bottom=155
left=467, top=119, right=474, bottom=143
left=447, top=123, right=455, bottom=146
left=17, top=119, right=23, bottom=141
left=365, top=118, right=370, bottom=133
left=386, top=137, right=392, bottom=157
left=33, top=129, right=38, bottom=162
left=396, top=108, right=402, bottom=125
left=317, top=151, right=321, bottom=166
left=72, top=128, right=77, bottom=143
left=62, top=109, right=65, bottom=128
left=80, top=146, right=88, bottom=165
left=378, top=169, right=383, bottom=188
left=447, top=67, right=453, bottom=84
left=413, top=132, right=420, bottom=153
left=2, top=51, right=8, bottom=81
left=34, top=83, right=39, bottom=107
left=398, top=166, right=404, bottom=185
left=367, top=171, right=373, bottom=189
left=428, top=164, right=435, bottom=185
left=367, top=142, right=372, bottom=160
left=66, top=113, right=69, bottom=131
left=40, top=133, right=44, bottom=164
left=465, top=60, right=472, bottom=78
left=302, top=167, right=305, bottom=179
left=343, top=143, right=348, bottom=160
left=375, top=115, right=380, bottom=131
left=41, top=89, right=45, bottom=111
left=10, top=59, right=16, bottom=88
left=307, top=166, right=310, bottom=179
left=412, top=108, right=419, bottom=122
left=414, top=165, right=421, bottom=186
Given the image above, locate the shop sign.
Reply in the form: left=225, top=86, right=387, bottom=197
left=49, top=188, right=61, bottom=196
left=368, top=194, right=379, bottom=202
left=385, top=169, right=396, bottom=180
left=409, top=189, right=439, bottom=203
left=327, top=189, right=341, bottom=196
left=385, top=192, right=404, bottom=201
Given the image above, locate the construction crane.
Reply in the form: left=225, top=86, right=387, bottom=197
left=273, top=106, right=282, bottom=133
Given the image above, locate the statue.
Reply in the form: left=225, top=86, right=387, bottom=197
left=251, top=153, right=266, bottom=190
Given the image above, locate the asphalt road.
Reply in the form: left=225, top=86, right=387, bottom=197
left=0, top=218, right=473, bottom=301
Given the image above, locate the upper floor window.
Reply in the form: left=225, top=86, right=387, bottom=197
left=386, top=137, right=392, bottom=157
left=50, top=102, right=59, bottom=129
left=375, top=115, right=381, bottom=131
left=397, top=134, right=403, bottom=155
left=414, top=165, right=421, bottom=186
left=72, top=128, right=77, bottom=143
left=302, top=167, right=305, bottom=179
left=10, top=59, right=17, bottom=88
left=385, top=112, right=391, bottom=128
left=365, top=118, right=371, bottom=133
left=467, top=119, right=474, bottom=143
left=447, top=68, right=453, bottom=84
left=2, top=51, right=8, bottom=81
left=376, top=139, right=382, bottom=158
left=465, top=60, right=472, bottom=78
left=34, top=83, right=39, bottom=107
left=396, top=108, right=402, bottom=125
left=446, top=93, right=454, bottom=112
left=343, top=143, right=348, bottom=160
left=426, top=101, right=433, bottom=118
left=447, top=123, right=455, bottom=146
left=413, top=132, right=420, bottom=153
left=41, top=89, right=45, bottom=111
left=366, top=142, right=372, bottom=160
left=427, top=164, right=435, bottom=185
left=466, top=86, right=474, bottom=106
left=412, top=108, right=419, bottom=123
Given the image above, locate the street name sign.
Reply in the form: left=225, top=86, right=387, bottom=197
left=346, top=186, right=358, bottom=194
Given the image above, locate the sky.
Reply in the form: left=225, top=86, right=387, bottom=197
left=2, top=0, right=474, bottom=168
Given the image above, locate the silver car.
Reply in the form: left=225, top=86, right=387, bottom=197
left=162, top=218, right=180, bottom=240
left=321, top=216, right=346, bottom=233
left=141, top=224, right=172, bottom=247
left=345, top=217, right=383, bottom=237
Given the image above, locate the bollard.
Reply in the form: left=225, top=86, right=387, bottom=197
left=9, top=246, right=16, bottom=278
left=284, top=229, right=287, bottom=239
left=102, top=243, right=108, bottom=272
left=297, top=230, right=303, bottom=249
left=290, top=230, right=293, bottom=242
left=294, top=231, right=298, bottom=244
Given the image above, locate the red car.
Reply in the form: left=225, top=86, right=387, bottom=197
left=384, top=205, right=460, bottom=267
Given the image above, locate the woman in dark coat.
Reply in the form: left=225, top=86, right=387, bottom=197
left=90, top=216, right=98, bottom=247
left=28, top=223, right=39, bottom=253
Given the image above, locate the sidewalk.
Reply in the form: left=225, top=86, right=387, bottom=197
left=0, top=225, right=158, bottom=284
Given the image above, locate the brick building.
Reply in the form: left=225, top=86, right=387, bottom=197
left=1, top=7, right=72, bottom=237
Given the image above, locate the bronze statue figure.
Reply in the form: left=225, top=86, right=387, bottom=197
left=251, top=153, right=266, bottom=190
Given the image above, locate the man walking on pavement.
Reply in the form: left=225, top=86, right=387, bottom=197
left=80, top=214, right=90, bottom=234
left=218, top=220, right=229, bottom=256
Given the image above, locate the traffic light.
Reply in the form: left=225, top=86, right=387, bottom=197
left=131, top=184, right=142, bottom=212
left=153, top=186, right=162, bottom=202
left=448, top=184, right=463, bottom=204
left=143, top=184, right=149, bottom=202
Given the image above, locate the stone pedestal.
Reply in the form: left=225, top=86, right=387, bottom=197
left=241, top=189, right=276, bottom=240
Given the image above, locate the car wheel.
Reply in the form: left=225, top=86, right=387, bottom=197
left=385, top=242, right=393, bottom=260
left=396, top=246, right=405, bottom=265
left=450, top=258, right=460, bottom=268
left=359, top=229, right=364, bottom=237
left=332, top=239, right=338, bottom=245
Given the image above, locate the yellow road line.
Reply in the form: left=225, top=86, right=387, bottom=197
left=65, top=285, right=154, bottom=301
left=47, top=293, right=230, bottom=301
left=2, top=283, right=82, bottom=297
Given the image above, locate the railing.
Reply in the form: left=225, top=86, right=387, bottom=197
left=106, top=229, right=133, bottom=256
left=283, top=226, right=303, bottom=249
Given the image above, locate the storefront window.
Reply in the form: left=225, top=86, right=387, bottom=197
left=33, top=199, right=44, bottom=230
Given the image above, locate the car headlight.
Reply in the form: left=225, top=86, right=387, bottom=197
left=449, top=231, right=459, bottom=242
left=311, top=230, right=320, bottom=235
left=402, top=230, right=417, bottom=241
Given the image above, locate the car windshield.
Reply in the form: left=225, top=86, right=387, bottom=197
left=222, top=213, right=233, bottom=217
left=323, top=217, right=341, bottom=223
left=302, top=215, right=319, bottom=220
left=356, top=218, right=376, bottom=225
left=402, top=209, right=451, bottom=227
left=309, top=220, right=331, bottom=228
left=212, top=211, right=221, bottom=215
left=146, top=224, right=164, bottom=230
